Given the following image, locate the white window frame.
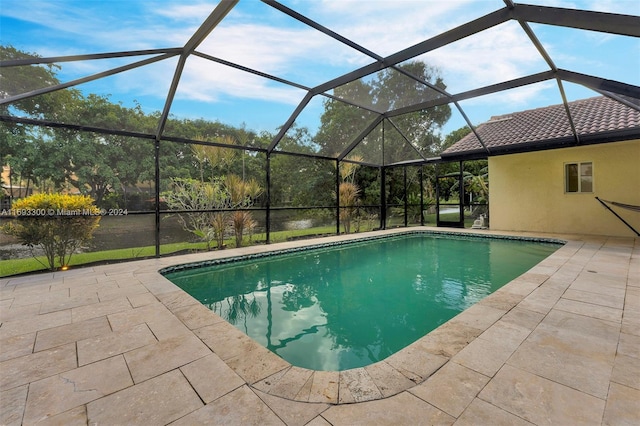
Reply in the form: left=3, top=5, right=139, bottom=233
left=564, top=161, right=593, bottom=193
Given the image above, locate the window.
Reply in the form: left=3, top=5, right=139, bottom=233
left=565, top=162, right=593, bottom=193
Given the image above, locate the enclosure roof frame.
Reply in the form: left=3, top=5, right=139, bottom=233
left=1, top=0, right=638, bottom=165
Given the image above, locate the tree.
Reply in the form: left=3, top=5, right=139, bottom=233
left=439, top=126, right=487, bottom=215
left=315, top=80, right=376, bottom=157
left=1, top=46, right=157, bottom=204
left=0, top=45, right=65, bottom=118
left=387, top=165, right=430, bottom=225
left=441, top=126, right=472, bottom=152
left=54, top=95, right=154, bottom=207
left=315, top=61, right=451, bottom=160
left=270, top=126, right=335, bottom=211
left=1, top=45, right=74, bottom=196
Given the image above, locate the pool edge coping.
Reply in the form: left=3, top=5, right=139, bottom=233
left=151, top=227, right=571, bottom=405
left=159, top=228, right=565, bottom=275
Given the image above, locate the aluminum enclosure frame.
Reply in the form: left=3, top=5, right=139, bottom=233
left=1, top=0, right=638, bottom=256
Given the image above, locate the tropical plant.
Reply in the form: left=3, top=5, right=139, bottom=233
left=465, top=166, right=489, bottom=203
left=210, top=211, right=229, bottom=249
left=226, top=174, right=263, bottom=247
left=191, top=136, right=237, bottom=182
left=161, top=178, right=228, bottom=250
left=446, top=164, right=489, bottom=218
left=465, top=165, right=489, bottom=220
left=337, top=156, right=363, bottom=233
left=339, top=181, right=360, bottom=233
left=1, top=193, right=101, bottom=270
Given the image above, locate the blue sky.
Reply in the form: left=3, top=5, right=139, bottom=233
left=2, top=0, right=639, bottom=139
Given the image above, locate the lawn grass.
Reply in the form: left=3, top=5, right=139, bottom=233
left=1, top=241, right=207, bottom=277
left=1, top=225, right=341, bottom=277
left=1, top=216, right=479, bottom=278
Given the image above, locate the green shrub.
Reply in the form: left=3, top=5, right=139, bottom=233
left=2, top=193, right=101, bottom=271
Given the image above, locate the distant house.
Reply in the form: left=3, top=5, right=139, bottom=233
left=1, top=165, right=34, bottom=209
left=441, top=96, right=640, bottom=237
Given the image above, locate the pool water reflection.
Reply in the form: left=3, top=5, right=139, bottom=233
left=164, top=233, right=560, bottom=371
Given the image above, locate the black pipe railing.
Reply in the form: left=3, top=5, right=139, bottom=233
left=595, top=197, right=640, bottom=236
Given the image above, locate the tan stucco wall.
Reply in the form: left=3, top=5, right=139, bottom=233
left=488, top=140, right=640, bottom=237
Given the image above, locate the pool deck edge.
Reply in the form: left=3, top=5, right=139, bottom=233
left=1, top=228, right=638, bottom=425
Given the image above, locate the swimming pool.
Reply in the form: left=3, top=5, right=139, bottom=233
left=163, top=232, right=561, bottom=371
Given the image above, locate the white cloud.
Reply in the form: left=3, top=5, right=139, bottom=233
left=532, top=0, right=640, bottom=14
left=302, top=0, right=496, bottom=57
left=4, top=0, right=635, bottom=130
left=2, top=0, right=208, bottom=53
left=152, top=2, right=217, bottom=21
left=168, top=16, right=374, bottom=104
left=415, top=21, right=549, bottom=94
left=198, top=23, right=331, bottom=75
left=176, top=55, right=306, bottom=105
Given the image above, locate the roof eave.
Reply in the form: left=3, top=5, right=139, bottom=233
left=440, top=128, right=640, bottom=161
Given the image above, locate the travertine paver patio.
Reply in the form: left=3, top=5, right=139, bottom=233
left=1, top=228, right=638, bottom=425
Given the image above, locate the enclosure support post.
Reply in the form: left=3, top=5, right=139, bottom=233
left=459, top=160, right=464, bottom=228
left=380, top=166, right=386, bottom=230
left=266, top=153, right=271, bottom=243
left=435, top=163, right=440, bottom=226
left=336, top=159, right=341, bottom=235
left=154, top=138, right=161, bottom=257
left=404, top=166, right=408, bottom=227
left=419, top=165, right=424, bottom=226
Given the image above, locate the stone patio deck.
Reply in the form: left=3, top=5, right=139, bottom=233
left=1, top=228, right=638, bottom=425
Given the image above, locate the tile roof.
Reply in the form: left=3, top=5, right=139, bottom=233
left=441, top=96, right=640, bottom=157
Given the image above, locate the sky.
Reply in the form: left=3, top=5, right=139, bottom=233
left=1, top=0, right=639, bottom=139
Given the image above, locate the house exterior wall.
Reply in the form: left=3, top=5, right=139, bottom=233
left=488, top=139, right=640, bottom=237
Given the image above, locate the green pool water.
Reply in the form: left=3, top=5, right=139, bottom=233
left=163, top=233, right=561, bottom=371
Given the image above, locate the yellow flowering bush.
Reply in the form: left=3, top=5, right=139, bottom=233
left=2, top=194, right=101, bottom=271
